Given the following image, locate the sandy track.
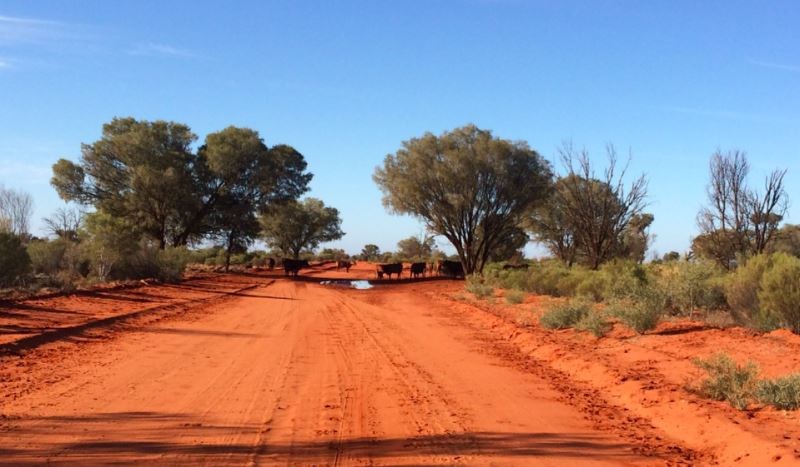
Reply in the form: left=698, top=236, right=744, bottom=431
left=0, top=276, right=687, bottom=466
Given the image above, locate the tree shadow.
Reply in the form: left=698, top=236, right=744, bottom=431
left=0, top=412, right=653, bottom=464
left=136, top=327, right=266, bottom=338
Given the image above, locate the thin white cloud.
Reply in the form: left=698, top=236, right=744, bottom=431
left=747, top=58, right=800, bottom=73
left=0, top=58, right=10, bottom=69
left=0, top=13, right=63, bottom=44
left=128, top=42, right=198, bottom=59
left=659, top=105, right=797, bottom=126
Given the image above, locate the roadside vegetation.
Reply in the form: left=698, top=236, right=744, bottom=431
left=692, top=353, right=800, bottom=411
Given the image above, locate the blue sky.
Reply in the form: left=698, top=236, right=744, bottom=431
left=1, top=1, right=798, bottom=257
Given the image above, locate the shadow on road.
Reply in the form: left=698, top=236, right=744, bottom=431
left=0, top=411, right=649, bottom=463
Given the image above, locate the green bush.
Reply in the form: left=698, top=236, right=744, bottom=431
left=693, top=353, right=760, bottom=410
left=505, top=289, right=525, bottom=304
left=576, top=311, right=612, bottom=338
left=540, top=299, right=590, bottom=330
left=574, top=269, right=607, bottom=302
left=758, top=254, right=800, bottom=334
left=601, top=259, right=648, bottom=300
left=27, top=239, right=68, bottom=278
left=726, top=254, right=774, bottom=324
left=607, top=285, right=665, bottom=334
left=466, top=274, right=494, bottom=298
left=757, top=374, right=800, bottom=410
left=155, top=247, right=191, bottom=282
left=657, top=260, right=727, bottom=315
left=0, top=232, right=31, bottom=286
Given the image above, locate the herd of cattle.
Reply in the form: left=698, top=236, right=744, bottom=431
left=274, top=258, right=465, bottom=279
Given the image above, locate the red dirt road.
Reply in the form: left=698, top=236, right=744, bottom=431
left=0, top=269, right=694, bottom=466
left=8, top=261, right=796, bottom=465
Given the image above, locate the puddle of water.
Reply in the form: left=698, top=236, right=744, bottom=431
left=319, top=280, right=373, bottom=290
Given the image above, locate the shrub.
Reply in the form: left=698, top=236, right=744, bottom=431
left=465, top=274, right=494, bottom=299
left=155, top=247, right=191, bottom=282
left=540, top=299, right=590, bottom=329
left=607, top=285, right=665, bottom=334
left=0, top=232, right=31, bottom=286
left=757, top=374, right=800, bottom=410
left=27, top=239, right=68, bottom=278
left=726, top=254, right=774, bottom=324
left=692, top=353, right=760, bottom=410
left=527, top=260, right=571, bottom=296
left=576, top=311, right=611, bottom=338
left=657, top=260, right=727, bottom=315
left=505, top=289, right=525, bottom=304
left=758, top=254, right=800, bottom=334
left=601, top=260, right=648, bottom=300
left=574, top=269, right=607, bottom=302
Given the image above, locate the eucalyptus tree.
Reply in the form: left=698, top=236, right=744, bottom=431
left=374, top=124, right=552, bottom=274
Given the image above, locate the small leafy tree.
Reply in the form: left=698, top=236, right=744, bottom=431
left=260, top=198, right=344, bottom=258
left=396, top=235, right=434, bottom=261
left=361, top=244, right=380, bottom=261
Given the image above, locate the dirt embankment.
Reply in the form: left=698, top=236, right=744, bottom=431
left=0, top=264, right=796, bottom=465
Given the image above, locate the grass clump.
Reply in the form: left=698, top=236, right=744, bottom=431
left=757, top=374, right=800, bottom=410
left=540, top=299, right=590, bottom=330
left=505, top=289, right=525, bottom=304
left=692, top=353, right=760, bottom=410
left=465, top=274, right=494, bottom=299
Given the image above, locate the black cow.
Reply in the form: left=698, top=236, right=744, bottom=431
left=437, top=260, right=464, bottom=278
left=282, top=258, right=309, bottom=277
left=376, top=262, right=403, bottom=279
left=337, top=260, right=353, bottom=272
left=410, top=262, right=426, bottom=278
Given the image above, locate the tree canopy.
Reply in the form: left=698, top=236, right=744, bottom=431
left=51, top=118, right=312, bottom=258
left=260, top=198, right=344, bottom=259
left=374, top=124, right=552, bottom=274
left=396, top=235, right=435, bottom=261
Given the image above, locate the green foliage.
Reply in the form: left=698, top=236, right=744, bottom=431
left=576, top=311, right=612, bottom=338
left=526, top=260, right=573, bottom=296
left=374, top=124, right=553, bottom=274
left=0, top=232, right=31, bottom=286
left=27, top=239, right=68, bottom=278
left=317, top=248, right=348, bottom=261
left=396, top=235, right=434, bottom=262
left=465, top=274, right=494, bottom=299
left=726, top=254, right=773, bottom=324
left=757, top=374, right=800, bottom=410
left=607, top=285, right=665, bottom=334
left=505, top=289, right=525, bottom=304
left=361, top=244, right=380, bottom=261
left=602, top=259, right=648, bottom=300
left=260, top=198, right=344, bottom=258
left=51, top=118, right=311, bottom=254
left=758, top=254, right=800, bottom=333
left=574, top=270, right=607, bottom=302
left=540, top=299, right=590, bottom=330
left=657, top=260, right=727, bottom=315
left=155, top=247, right=191, bottom=282
left=692, top=353, right=760, bottom=410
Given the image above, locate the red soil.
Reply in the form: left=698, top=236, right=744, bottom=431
left=0, top=261, right=796, bottom=465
